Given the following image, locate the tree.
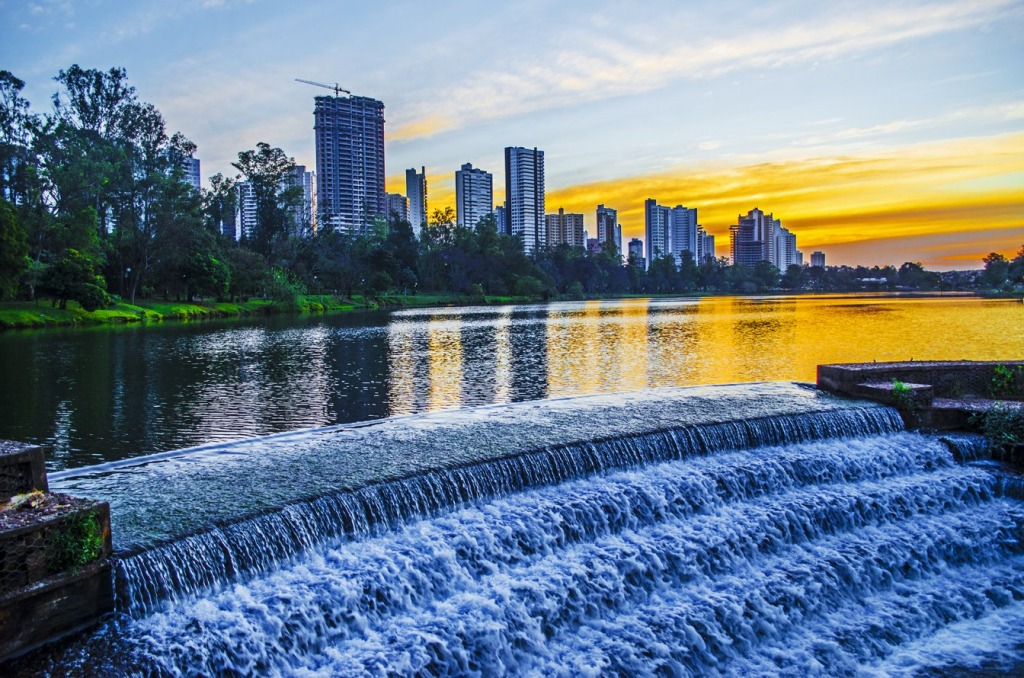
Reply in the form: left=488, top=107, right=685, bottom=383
left=981, top=252, right=1010, bottom=288
left=0, top=199, right=28, bottom=298
left=780, top=263, right=806, bottom=291
left=40, top=248, right=108, bottom=310
left=0, top=70, right=37, bottom=205
left=233, top=142, right=301, bottom=263
left=1010, top=244, right=1024, bottom=284
left=202, top=173, right=237, bottom=238
left=40, top=65, right=200, bottom=303
left=897, top=261, right=939, bottom=290
left=752, top=260, right=780, bottom=291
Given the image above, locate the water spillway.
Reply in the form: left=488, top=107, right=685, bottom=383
left=35, top=383, right=1024, bottom=675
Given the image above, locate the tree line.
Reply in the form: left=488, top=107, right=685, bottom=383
left=1, top=66, right=1022, bottom=311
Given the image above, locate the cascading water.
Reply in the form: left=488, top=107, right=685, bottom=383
left=113, top=405, right=902, bottom=614
left=26, top=384, right=1024, bottom=675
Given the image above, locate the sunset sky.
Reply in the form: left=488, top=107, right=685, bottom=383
left=3, top=0, right=1022, bottom=268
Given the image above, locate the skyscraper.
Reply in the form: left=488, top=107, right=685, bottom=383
left=628, top=238, right=646, bottom=269
left=644, top=199, right=670, bottom=267
left=504, top=147, right=545, bottom=253
left=669, top=205, right=698, bottom=265
left=285, top=165, right=314, bottom=235
left=182, top=157, right=201, bottom=191
left=596, top=204, right=618, bottom=254
left=455, top=163, right=493, bottom=229
left=697, top=228, right=716, bottom=263
left=545, top=208, right=585, bottom=248
left=811, top=251, right=826, bottom=267
left=313, top=94, right=385, bottom=233
left=406, top=166, right=427, bottom=234
left=493, top=205, right=507, bottom=234
left=236, top=181, right=257, bottom=241
left=385, top=193, right=409, bottom=223
left=730, top=207, right=776, bottom=267
left=773, top=224, right=799, bottom=270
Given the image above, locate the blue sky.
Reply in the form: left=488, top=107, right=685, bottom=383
left=2, top=0, right=1023, bottom=267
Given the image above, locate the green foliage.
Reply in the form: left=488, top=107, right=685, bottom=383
left=41, top=248, right=109, bottom=311
left=233, top=142, right=300, bottom=262
left=267, top=268, right=305, bottom=311
left=0, top=199, right=28, bottom=298
left=514, top=275, right=546, bottom=298
left=890, top=379, right=916, bottom=412
left=50, top=510, right=103, bottom=574
left=981, top=252, right=1010, bottom=289
left=973, top=404, right=1024, bottom=463
left=991, top=364, right=1024, bottom=399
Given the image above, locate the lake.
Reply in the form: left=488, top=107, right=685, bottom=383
left=1, top=293, right=1020, bottom=471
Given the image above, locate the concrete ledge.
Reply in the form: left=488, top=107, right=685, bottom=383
left=818, top=360, right=1024, bottom=401
left=818, top=360, right=1024, bottom=432
left=0, top=501, right=112, bottom=595
left=0, top=441, right=114, bottom=665
left=0, top=560, right=113, bottom=662
left=0, top=442, right=48, bottom=497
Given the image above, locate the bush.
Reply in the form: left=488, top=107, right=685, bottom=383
left=975, top=404, right=1024, bottom=463
left=267, top=268, right=305, bottom=311
left=513, top=275, right=545, bottom=298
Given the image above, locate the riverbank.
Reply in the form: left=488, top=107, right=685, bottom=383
left=0, top=289, right=1000, bottom=331
left=0, top=293, right=534, bottom=331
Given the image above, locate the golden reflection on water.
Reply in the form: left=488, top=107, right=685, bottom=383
left=493, top=307, right=513, bottom=403
left=427, top=316, right=464, bottom=411
left=386, top=295, right=1022, bottom=413
left=387, top=322, right=419, bottom=414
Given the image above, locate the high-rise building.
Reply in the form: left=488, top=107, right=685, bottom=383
left=697, top=228, right=716, bottom=263
left=628, top=238, right=646, bottom=269
left=455, top=163, right=493, bottom=229
left=545, top=207, right=585, bottom=249
left=773, top=225, right=799, bottom=270
left=811, top=251, right=826, bottom=267
left=669, top=205, right=698, bottom=265
left=730, top=207, right=803, bottom=269
left=596, top=204, right=618, bottom=252
left=313, top=94, right=385, bottom=233
left=182, top=157, right=201, bottom=191
left=504, top=146, right=545, bottom=253
left=730, top=207, right=777, bottom=267
left=493, top=205, right=507, bottom=234
left=284, top=165, right=314, bottom=235
left=385, top=193, right=409, bottom=223
left=644, top=199, right=670, bottom=267
left=237, top=181, right=257, bottom=241
left=406, top=166, right=427, bottom=234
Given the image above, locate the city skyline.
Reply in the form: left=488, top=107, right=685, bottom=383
left=3, top=0, right=1022, bottom=268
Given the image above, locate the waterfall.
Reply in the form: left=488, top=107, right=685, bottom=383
left=114, top=406, right=902, bottom=614
left=939, top=432, right=990, bottom=462
left=80, top=428, right=1024, bottom=676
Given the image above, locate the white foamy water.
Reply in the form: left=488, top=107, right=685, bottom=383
left=51, top=430, right=1022, bottom=676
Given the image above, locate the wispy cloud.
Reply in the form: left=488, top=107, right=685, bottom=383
left=796, top=101, right=1024, bottom=146
left=389, top=0, right=1021, bottom=140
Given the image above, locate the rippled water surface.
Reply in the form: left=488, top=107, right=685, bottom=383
left=1, top=294, right=1020, bottom=470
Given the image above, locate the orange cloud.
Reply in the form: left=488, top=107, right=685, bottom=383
left=544, top=132, right=1024, bottom=268
left=388, top=115, right=456, bottom=142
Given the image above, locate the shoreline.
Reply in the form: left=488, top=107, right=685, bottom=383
left=0, top=289, right=996, bottom=332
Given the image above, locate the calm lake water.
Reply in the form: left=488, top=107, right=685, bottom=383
left=1, top=294, right=1020, bottom=471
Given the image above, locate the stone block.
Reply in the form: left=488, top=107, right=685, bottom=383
left=0, top=441, right=48, bottom=499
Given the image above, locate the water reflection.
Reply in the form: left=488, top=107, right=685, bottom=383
left=1, top=295, right=1021, bottom=470
left=427, top=316, right=464, bottom=411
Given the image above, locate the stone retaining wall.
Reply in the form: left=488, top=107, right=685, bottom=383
left=0, top=442, right=113, bottom=664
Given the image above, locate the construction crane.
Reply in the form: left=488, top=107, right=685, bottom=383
left=295, top=79, right=351, bottom=97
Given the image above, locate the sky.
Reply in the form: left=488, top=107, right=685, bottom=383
left=2, top=0, right=1023, bottom=269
